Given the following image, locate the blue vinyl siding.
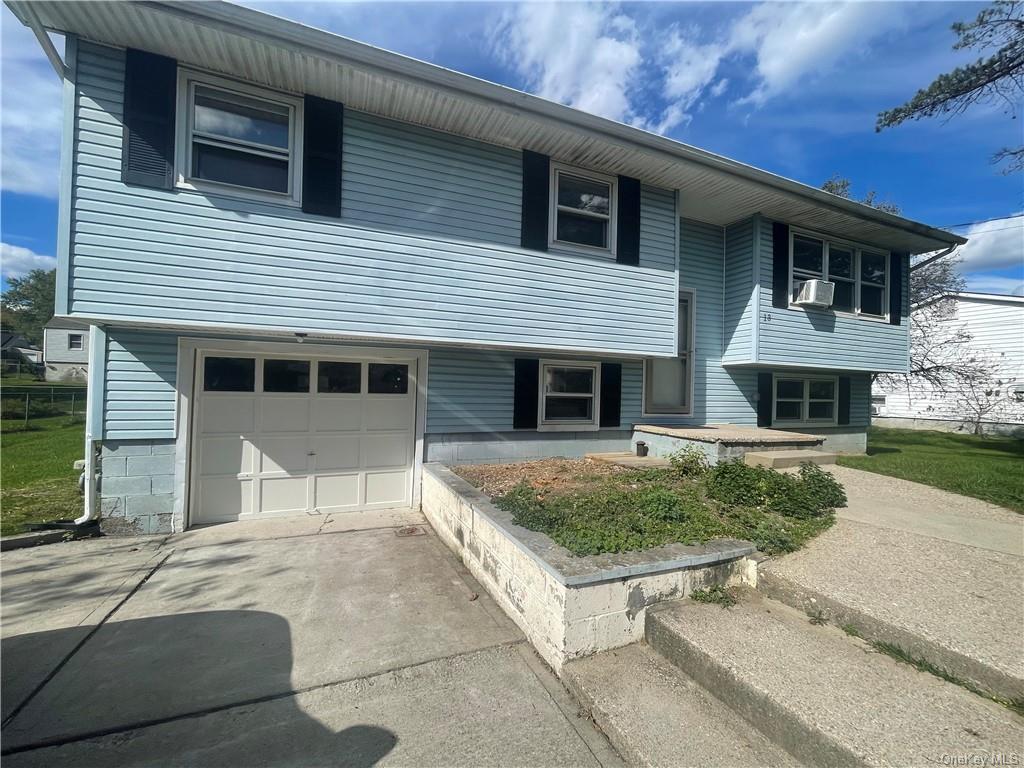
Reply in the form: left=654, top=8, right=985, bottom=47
left=639, top=186, right=677, bottom=272
left=104, top=329, right=178, bottom=440
left=69, top=42, right=677, bottom=357
left=756, top=220, right=910, bottom=372
left=723, top=217, right=757, bottom=362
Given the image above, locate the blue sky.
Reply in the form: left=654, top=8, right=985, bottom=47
left=2, top=1, right=1022, bottom=294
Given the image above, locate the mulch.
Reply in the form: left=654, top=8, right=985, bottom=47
left=451, top=458, right=626, bottom=498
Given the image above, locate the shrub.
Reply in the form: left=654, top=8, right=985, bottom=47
left=704, top=460, right=845, bottom=520
left=668, top=446, right=710, bottom=478
left=691, top=584, right=738, bottom=607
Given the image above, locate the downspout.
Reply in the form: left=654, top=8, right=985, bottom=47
left=77, top=325, right=106, bottom=525
left=910, top=244, right=958, bottom=272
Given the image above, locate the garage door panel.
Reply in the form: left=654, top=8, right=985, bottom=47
left=314, top=474, right=361, bottom=511
left=200, top=436, right=255, bottom=476
left=362, top=433, right=411, bottom=469
left=200, top=397, right=255, bottom=434
left=259, top=436, right=310, bottom=474
left=312, top=398, right=362, bottom=432
left=260, top=477, right=308, bottom=514
left=365, top=470, right=410, bottom=506
left=198, top=477, right=253, bottom=521
left=261, top=398, right=310, bottom=433
left=364, top=398, right=414, bottom=432
left=310, top=435, right=360, bottom=471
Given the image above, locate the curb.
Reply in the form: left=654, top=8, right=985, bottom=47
left=1, top=531, right=69, bottom=551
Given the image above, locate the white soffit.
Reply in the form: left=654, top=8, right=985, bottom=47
left=7, top=0, right=966, bottom=254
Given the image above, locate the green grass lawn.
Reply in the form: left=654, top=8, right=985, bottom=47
left=1, top=416, right=86, bottom=536
left=837, top=427, right=1024, bottom=514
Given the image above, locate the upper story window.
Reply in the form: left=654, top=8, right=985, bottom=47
left=550, top=164, right=616, bottom=253
left=67, top=334, right=84, bottom=351
left=791, top=231, right=888, bottom=319
left=176, top=71, right=303, bottom=203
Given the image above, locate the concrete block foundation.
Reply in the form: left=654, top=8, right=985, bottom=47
left=98, top=439, right=176, bottom=535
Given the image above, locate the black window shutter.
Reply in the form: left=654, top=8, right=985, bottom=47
left=302, top=96, right=344, bottom=218
left=521, top=150, right=549, bottom=251
left=772, top=222, right=790, bottom=309
left=599, top=363, right=622, bottom=428
left=122, top=49, right=177, bottom=190
left=838, top=377, right=851, bottom=425
left=616, top=176, right=641, bottom=265
left=757, top=372, right=773, bottom=427
left=889, top=252, right=906, bottom=325
left=513, top=359, right=540, bottom=429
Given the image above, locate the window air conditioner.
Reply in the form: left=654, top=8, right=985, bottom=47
left=794, top=279, right=835, bottom=308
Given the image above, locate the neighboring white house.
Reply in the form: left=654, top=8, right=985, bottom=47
left=873, top=292, right=1024, bottom=436
left=42, top=318, right=90, bottom=383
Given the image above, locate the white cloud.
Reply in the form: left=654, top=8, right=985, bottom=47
left=491, top=3, right=644, bottom=124
left=729, top=3, right=911, bottom=107
left=1, top=242, right=57, bottom=279
left=962, top=274, right=1024, bottom=296
left=957, top=216, right=1024, bottom=273
left=488, top=2, right=919, bottom=138
left=0, top=6, right=64, bottom=198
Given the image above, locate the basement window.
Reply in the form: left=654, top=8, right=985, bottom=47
left=773, top=375, right=838, bottom=427
left=538, top=361, right=600, bottom=431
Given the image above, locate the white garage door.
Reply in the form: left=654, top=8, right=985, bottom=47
left=191, top=351, right=417, bottom=525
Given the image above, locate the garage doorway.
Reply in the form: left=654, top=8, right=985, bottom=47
left=185, top=343, right=424, bottom=526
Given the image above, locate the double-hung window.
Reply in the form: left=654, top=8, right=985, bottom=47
left=539, top=361, right=600, bottom=430
left=644, top=291, right=695, bottom=414
left=550, top=165, right=616, bottom=252
left=177, top=72, right=302, bottom=202
left=67, top=334, right=84, bottom=351
left=790, top=231, right=888, bottom=319
left=773, top=376, right=838, bottom=426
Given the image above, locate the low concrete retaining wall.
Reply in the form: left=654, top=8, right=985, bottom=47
left=421, top=463, right=756, bottom=672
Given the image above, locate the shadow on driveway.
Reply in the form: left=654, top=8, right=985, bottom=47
left=3, top=610, right=397, bottom=767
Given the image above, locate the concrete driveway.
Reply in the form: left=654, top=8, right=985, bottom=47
left=1, top=510, right=620, bottom=767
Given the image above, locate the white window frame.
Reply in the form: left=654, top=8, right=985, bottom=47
left=538, top=360, right=602, bottom=432
left=643, top=289, right=696, bottom=416
left=789, top=229, right=890, bottom=321
left=67, top=333, right=84, bottom=351
left=175, top=68, right=304, bottom=205
left=772, top=374, right=839, bottom=427
left=549, top=163, right=617, bottom=256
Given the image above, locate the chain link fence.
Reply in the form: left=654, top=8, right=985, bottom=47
left=1, top=386, right=88, bottom=426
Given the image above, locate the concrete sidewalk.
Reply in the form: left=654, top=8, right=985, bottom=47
left=828, top=465, right=1023, bottom=555
left=1, top=513, right=620, bottom=767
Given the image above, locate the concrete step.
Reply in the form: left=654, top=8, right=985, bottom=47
left=758, top=562, right=1024, bottom=704
left=585, top=452, right=672, bottom=469
left=563, top=643, right=801, bottom=768
left=743, top=450, right=836, bottom=468
left=646, top=592, right=1023, bottom=768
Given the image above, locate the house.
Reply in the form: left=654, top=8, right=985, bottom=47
left=7, top=0, right=965, bottom=535
left=0, top=329, right=42, bottom=369
left=42, top=317, right=90, bottom=382
left=874, top=292, right=1024, bottom=436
